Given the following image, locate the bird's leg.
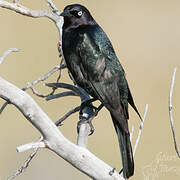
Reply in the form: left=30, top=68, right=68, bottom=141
left=78, top=103, right=104, bottom=135
left=93, top=103, right=104, bottom=116
left=88, top=103, right=104, bottom=135
left=119, top=168, right=123, bottom=175
left=80, top=98, right=97, bottom=114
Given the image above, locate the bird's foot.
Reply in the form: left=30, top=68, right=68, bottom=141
left=77, top=114, right=95, bottom=135
left=80, top=104, right=97, bottom=115
left=79, top=98, right=97, bottom=115
left=78, top=102, right=104, bottom=136
left=109, top=168, right=116, bottom=176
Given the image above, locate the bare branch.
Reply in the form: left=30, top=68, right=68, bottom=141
left=9, top=137, right=44, bottom=179
left=0, top=48, right=19, bottom=65
left=130, top=126, right=134, bottom=141
left=17, top=141, right=45, bottom=153
left=0, top=101, right=9, bottom=114
left=46, top=83, right=94, bottom=106
left=133, top=104, right=148, bottom=157
left=169, top=67, right=180, bottom=158
left=0, top=0, right=65, bottom=92
left=0, top=0, right=65, bottom=115
left=55, top=106, right=80, bottom=126
left=29, top=86, right=48, bottom=98
left=0, top=64, right=66, bottom=113
left=76, top=104, right=104, bottom=148
left=0, top=0, right=64, bottom=51
left=22, top=64, right=66, bottom=91
left=46, top=82, right=82, bottom=95
left=46, top=0, right=60, bottom=15
left=0, top=2, right=122, bottom=179
left=8, top=148, right=39, bottom=180
left=0, top=48, right=19, bottom=114
left=46, top=91, right=78, bottom=101
left=0, top=77, right=124, bottom=180
left=0, top=1, right=59, bottom=23
left=77, top=122, right=90, bottom=148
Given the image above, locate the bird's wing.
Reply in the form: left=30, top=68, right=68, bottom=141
left=77, top=27, right=130, bottom=132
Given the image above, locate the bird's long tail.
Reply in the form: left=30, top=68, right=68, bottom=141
left=111, top=116, right=134, bottom=179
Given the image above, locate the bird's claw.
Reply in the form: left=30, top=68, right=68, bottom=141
left=88, top=121, right=94, bottom=135
left=80, top=103, right=97, bottom=115
left=109, top=168, right=116, bottom=176
left=77, top=114, right=95, bottom=136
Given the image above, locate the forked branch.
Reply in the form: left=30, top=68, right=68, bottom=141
left=0, top=0, right=60, bottom=23
left=0, top=77, right=124, bottom=180
left=0, top=1, right=149, bottom=180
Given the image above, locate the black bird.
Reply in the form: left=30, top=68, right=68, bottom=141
left=60, top=4, right=141, bottom=179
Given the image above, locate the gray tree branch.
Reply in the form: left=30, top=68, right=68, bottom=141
left=0, top=76, right=124, bottom=180
left=0, top=1, right=147, bottom=179
left=0, top=0, right=59, bottom=23
left=0, top=48, right=19, bottom=64
left=169, top=67, right=180, bottom=158
left=133, top=104, right=148, bottom=157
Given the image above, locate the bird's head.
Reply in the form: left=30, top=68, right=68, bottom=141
left=60, top=4, right=95, bottom=29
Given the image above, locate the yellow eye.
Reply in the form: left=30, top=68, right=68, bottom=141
left=78, top=11, right=83, bottom=17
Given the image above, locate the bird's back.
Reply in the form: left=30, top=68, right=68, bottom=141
left=62, top=23, right=129, bottom=110
left=80, top=24, right=141, bottom=120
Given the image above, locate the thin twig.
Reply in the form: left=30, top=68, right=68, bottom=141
left=133, top=104, right=148, bottom=157
left=27, top=62, right=66, bottom=98
left=7, top=148, right=39, bottom=180
left=130, top=126, right=134, bottom=142
left=46, top=83, right=82, bottom=95
left=16, top=140, right=45, bottom=153
left=0, top=1, right=121, bottom=179
left=30, top=87, right=48, bottom=98
left=9, top=137, right=44, bottom=179
left=0, top=77, right=124, bottom=180
left=56, top=59, right=64, bottom=83
left=0, top=48, right=19, bottom=64
left=0, top=65, right=66, bottom=113
left=0, top=1, right=59, bottom=22
left=46, top=91, right=78, bottom=101
left=46, top=83, right=93, bottom=105
left=0, top=101, right=9, bottom=114
left=22, top=64, right=66, bottom=91
left=46, top=0, right=61, bottom=16
left=55, top=106, right=81, bottom=126
left=0, top=0, right=65, bottom=102
left=169, top=67, right=180, bottom=158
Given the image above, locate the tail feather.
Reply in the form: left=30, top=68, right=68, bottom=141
left=112, top=116, right=134, bottom=179
left=127, top=85, right=142, bottom=121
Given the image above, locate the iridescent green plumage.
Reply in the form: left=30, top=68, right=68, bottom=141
left=61, top=4, right=141, bottom=178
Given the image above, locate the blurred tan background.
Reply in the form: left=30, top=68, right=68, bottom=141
left=0, top=0, right=180, bottom=179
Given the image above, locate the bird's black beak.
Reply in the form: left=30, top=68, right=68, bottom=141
left=60, top=11, right=69, bottom=17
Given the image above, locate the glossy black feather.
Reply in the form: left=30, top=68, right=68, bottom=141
left=61, top=4, right=140, bottom=178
